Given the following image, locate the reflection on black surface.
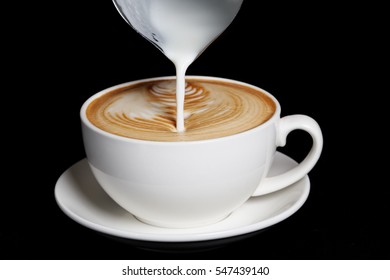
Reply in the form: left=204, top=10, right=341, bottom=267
left=100, top=229, right=268, bottom=254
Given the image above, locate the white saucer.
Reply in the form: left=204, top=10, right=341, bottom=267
left=55, top=152, right=310, bottom=243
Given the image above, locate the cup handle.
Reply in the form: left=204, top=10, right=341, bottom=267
left=252, top=115, right=323, bottom=196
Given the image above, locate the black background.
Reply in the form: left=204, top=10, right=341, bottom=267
left=2, top=1, right=388, bottom=259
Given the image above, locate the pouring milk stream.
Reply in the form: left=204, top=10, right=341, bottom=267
left=112, top=0, right=244, bottom=132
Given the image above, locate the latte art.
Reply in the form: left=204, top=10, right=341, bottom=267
left=87, top=78, right=276, bottom=141
left=103, top=81, right=210, bottom=132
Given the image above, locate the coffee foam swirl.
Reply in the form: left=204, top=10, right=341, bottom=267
left=87, top=78, right=276, bottom=141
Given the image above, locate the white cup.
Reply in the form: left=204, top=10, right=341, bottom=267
left=81, top=76, right=323, bottom=228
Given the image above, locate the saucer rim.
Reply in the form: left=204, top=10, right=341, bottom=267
left=55, top=152, right=310, bottom=243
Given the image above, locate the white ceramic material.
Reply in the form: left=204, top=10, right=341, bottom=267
left=55, top=152, right=310, bottom=242
left=112, top=0, right=243, bottom=60
left=81, top=76, right=322, bottom=228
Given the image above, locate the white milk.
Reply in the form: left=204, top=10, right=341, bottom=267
left=113, top=0, right=243, bottom=132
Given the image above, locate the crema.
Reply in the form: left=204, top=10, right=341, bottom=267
left=87, top=78, right=276, bottom=141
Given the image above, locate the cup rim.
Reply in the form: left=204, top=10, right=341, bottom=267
left=80, top=75, right=281, bottom=145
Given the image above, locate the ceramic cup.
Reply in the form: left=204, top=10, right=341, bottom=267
left=81, top=76, right=323, bottom=228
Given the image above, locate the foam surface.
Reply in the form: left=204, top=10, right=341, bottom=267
left=87, top=78, right=276, bottom=141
